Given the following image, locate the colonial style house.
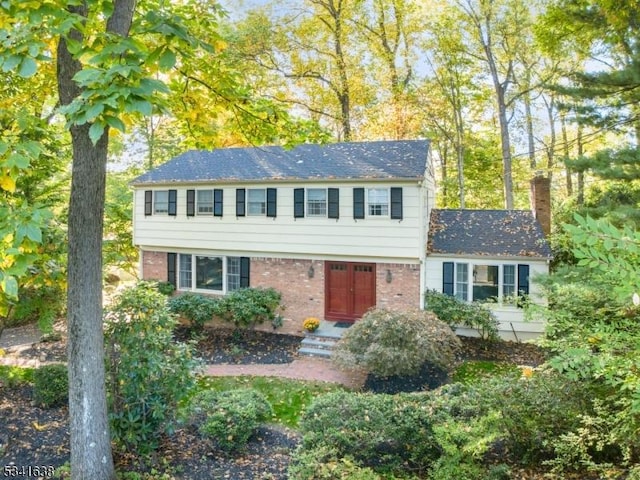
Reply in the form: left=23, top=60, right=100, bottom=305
left=131, top=140, right=551, bottom=340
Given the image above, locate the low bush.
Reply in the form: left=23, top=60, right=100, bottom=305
left=297, top=390, right=440, bottom=476
left=214, top=287, right=283, bottom=329
left=105, top=282, right=200, bottom=454
left=288, top=445, right=406, bottom=480
left=154, top=280, right=175, bottom=296
left=167, top=292, right=218, bottom=331
left=186, top=388, right=273, bottom=452
left=424, top=289, right=499, bottom=341
left=332, top=308, right=461, bottom=377
left=33, top=364, right=68, bottom=408
left=474, top=368, right=591, bottom=463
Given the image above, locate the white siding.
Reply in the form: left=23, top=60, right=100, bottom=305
left=134, top=181, right=426, bottom=262
left=424, top=256, right=549, bottom=341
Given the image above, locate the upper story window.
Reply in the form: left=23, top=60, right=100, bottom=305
left=307, top=189, right=327, bottom=216
left=367, top=188, right=389, bottom=216
left=237, top=188, right=276, bottom=217
left=353, top=187, right=402, bottom=220
left=247, top=189, right=266, bottom=216
left=197, top=190, right=214, bottom=214
left=154, top=190, right=169, bottom=214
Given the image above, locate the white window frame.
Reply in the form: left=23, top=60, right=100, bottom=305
left=177, top=254, right=242, bottom=294
left=247, top=188, right=266, bottom=216
left=154, top=190, right=169, bottom=214
left=197, top=190, right=214, bottom=215
left=453, top=262, right=522, bottom=305
left=307, top=188, right=327, bottom=217
left=367, top=188, right=389, bottom=217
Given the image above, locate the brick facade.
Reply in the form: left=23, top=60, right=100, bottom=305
left=376, top=263, right=421, bottom=312
left=141, top=250, right=168, bottom=282
left=140, top=250, right=422, bottom=335
left=250, top=258, right=325, bottom=335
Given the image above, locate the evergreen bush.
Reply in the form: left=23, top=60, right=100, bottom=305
left=33, top=363, right=68, bottom=408
left=332, top=308, right=461, bottom=377
left=296, top=390, right=440, bottom=476
left=187, top=388, right=273, bottom=452
left=104, top=282, right=200, bottom=454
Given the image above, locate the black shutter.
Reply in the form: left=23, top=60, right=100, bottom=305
left=294, top=188, right=305, bottom=218
left=168, top=189, right=177, bottom=216
left=443, top=262, right=454, bottom=296
left=328, top=188, right=339, bottom=219
left=214, top=189, right=223, bottom=217
left=353, top=188, right=365, bottom=219
left=266, top=188, right=277, bottom=218
left=518, top=264, right=530, bottom=296
left=236, top=188, right=246, bottom=216
left=390, top=187, right=403, bottom=220
left=186, top=190, right=195, bottom=217
left=144, top=190, right=152, bottom=216
left=240, top=257, right=250, bottom=288
left=167, top=253, right=177, bottom=287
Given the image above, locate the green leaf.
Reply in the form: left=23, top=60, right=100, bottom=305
left=1, top=275, right=18, bottom=298
left=84, top=102, right=105, bottom=122
left=105, top=115, right=126, bottom=132
left=1, top=54, right=21, bottom=72
left=24, top=223, right=41, bottom=243
left=89, top=122, right=106, bottom=145
left=17, top=57, right=37, bottom=78
left=158, top=48, right=176, bottom=70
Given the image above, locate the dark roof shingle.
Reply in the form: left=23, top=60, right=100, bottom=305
left=131, top=140, right=430, bottom=185
left=428, top=209, right=552, bottom=258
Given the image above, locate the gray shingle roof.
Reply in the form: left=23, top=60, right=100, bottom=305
left=428, top=209, right=552, bottom=258
left=131, top=140, right=430, bottom=185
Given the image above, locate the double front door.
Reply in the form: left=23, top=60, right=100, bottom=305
left=325, top=261, right=376, bottom=322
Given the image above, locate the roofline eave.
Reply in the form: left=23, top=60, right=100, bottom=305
left=130, top=176, right=426, bottom=188
left=425, top=252, right=553, bottom=261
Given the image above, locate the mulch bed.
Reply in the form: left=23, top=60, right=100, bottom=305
left=1, top=325, right=549, bottom=478
left=173, top=326, right=302, bottom=364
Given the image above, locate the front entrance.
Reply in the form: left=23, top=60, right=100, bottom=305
left=325, top=261, right=376, bottom=322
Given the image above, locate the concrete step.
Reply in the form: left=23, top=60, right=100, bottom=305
left=298, top=346, right=332, bottom=358
left=301, top=337, right=337, bottom=351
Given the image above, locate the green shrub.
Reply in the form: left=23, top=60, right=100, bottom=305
left=332, top=308, right=461, bottom=377
left=0, top=365, right=34, bottom=388
left=33, top=364, right=68, bottom=408
left=187, top=388, right=273, bottom=452
left=154, top=280, right=175, bottom=296
left=167, top=292, right=218, bottom=331
left=105, top=282, right=200, bottom=454
left=288, top=445, right=405, bottom=480
left=424, top=290, right=499, bottom=341
left=214, top=287, right=282, bottom=329
left=297, top=390, right=441, bottom=476
left=475, top=368, right=591, bottom=463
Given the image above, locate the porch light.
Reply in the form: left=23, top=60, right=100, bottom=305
left=386, top=269, right=392, bottom=283
left=308, top=264, right=315, bottom=279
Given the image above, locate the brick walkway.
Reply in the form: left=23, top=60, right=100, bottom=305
left=204, top=357, right=366, bottom=389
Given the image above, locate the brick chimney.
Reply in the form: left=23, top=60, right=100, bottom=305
left=530, top=174, right=551, bottom=237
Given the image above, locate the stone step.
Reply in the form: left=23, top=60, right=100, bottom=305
left=301, top=337, right=337, bottom=351
left=298, top=346, right=332, bottom=358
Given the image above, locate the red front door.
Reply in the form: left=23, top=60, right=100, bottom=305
left=325, top=261, right=376, bottom=321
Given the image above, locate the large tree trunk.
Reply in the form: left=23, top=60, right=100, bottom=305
left=57, top=1, right=135, bottom=478
left=66, top=123, right=114, bottom=480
